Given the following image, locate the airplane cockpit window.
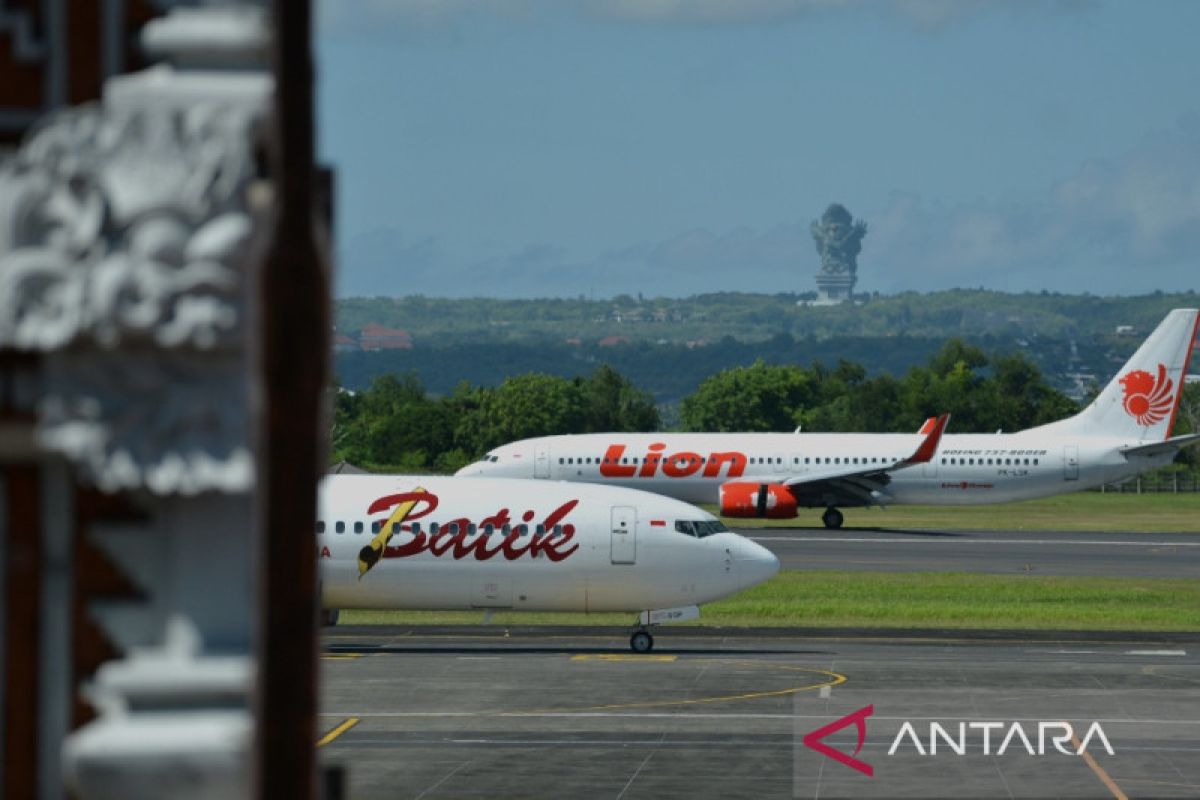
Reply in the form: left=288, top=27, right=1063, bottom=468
left=674, top=520, right=730, bottom=538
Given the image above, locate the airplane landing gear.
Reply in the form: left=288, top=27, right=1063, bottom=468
left=822, top=507, right=844, bottom=530
left=630, top=628, right=654, bottom=653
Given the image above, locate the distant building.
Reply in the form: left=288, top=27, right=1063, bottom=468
left=1115, top=325, right=1137, bottom=336
left=359, top=323, right=413, bottom=350
left=597, top=336, right=629, bottom=347
left=332, top=332, right=359, bottom=353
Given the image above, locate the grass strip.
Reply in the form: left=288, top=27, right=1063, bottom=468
left=713, top=493, right=1200, bottom=533
left=339, top=570, right=1200, bottom=632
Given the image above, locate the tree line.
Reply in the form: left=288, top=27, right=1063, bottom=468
left=332, top=338, right=1198, bottom=474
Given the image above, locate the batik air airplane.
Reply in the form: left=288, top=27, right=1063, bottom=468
left=318, top=475, right=778, bottom=651
left=457, top=309, right=1200, bottom=529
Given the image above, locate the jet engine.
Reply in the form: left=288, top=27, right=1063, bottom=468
left=719, top=482, right=798, bottom=519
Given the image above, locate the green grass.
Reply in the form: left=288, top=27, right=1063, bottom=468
left=340, top=570, right=1200, bottom=632
left=713, top=492, right=1200, bottom=533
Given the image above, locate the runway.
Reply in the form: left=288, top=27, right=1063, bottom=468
left=319, top=627, right=1200, bottom=799
left=741, top=527, right=1200, bottom=578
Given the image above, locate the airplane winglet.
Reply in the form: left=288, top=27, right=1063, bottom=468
left=900, top=413, right=950, bottom=466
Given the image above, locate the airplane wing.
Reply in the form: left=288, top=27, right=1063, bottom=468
left=751, top=414, right=950, bottom=507
left=1120, top=433, right=1200, bottom=460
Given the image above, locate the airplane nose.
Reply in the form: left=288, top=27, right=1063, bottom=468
left=453, top=464, right=478, bottom=476
left=731, top=537, right=779, bottom=590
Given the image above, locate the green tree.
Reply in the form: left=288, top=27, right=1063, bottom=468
left=578, top=365, right=660, bottom=432
left=455, top=373, right=586, bottom=455
left=681, top=360, right=815, bottom=432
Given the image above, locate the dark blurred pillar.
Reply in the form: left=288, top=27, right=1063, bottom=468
left=254, top=0, right=330, bottom=797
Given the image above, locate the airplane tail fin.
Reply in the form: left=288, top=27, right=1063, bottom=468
left=1047, top=308, right=1198, bottom=442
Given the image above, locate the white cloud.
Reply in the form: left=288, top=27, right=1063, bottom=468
left=864, top=119, right=1200, bottom=292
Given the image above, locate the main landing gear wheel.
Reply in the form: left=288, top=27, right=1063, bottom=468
left=822, top=507, right=844, bottom=530
left=630, top=630, right=654, bottom=653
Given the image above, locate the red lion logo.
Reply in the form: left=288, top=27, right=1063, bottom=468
left=1119, top=364, right=1175, bottom=426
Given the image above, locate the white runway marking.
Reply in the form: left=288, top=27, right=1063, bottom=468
left=1125, top=650, right=1187, bottom=656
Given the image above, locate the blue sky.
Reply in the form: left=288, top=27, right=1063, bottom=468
left=317, top=1, right=1200, bottom=299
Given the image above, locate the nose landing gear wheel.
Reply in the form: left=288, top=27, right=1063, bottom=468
left=822, top=507, right=844, bottom=530
left=630, top=630, right=654, bottom=653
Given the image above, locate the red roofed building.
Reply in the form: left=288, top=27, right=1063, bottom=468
left=332, top=332, right=359, bottom=353
left=359, top=323, right=413, bottom=351
left=597, top=336, right=629, bottom=347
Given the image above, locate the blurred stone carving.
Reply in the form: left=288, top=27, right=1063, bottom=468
left=0, top=103, right=257, bottom=352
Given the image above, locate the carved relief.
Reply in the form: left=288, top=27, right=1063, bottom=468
left=0, top=102, right=259, bottom=352
left=0, top=99, right=262, bottom=493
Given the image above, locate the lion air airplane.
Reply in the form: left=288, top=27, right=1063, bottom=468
left=457, top=308, right=1200, bottom=529
left=318, top=475, right=779, bottom=651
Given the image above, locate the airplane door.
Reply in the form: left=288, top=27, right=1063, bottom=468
left=1063, top=445, right=1079, bottom=481
left=534, top=443, right=550, bottom=479
left=610, top=506, right=636, bottom=565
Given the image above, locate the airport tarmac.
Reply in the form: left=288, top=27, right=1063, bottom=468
left=742, top=527, right=1200, bottom=578
left=319, top=627, right=1200, bottom=799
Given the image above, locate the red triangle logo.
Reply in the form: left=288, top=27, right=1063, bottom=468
left=802, top=704, right=875, bottom=777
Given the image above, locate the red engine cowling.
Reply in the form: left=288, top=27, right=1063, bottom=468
left=719, top=482, right=798, bottom=519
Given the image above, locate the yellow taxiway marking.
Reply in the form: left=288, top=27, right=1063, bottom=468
left=530, top=659, right=846, bottom=714
left=321, top=653, right=363, bottom=660
left=1072, top=734, right=1128, bottom=800
left=571, top=654, right=678, bottom=663
left=317, top=717, right=360, bottom=747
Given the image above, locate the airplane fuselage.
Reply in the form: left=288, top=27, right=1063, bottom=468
left=318, top=475, right=779, bottom=613
left=458, top=431, right=1174, bottom=507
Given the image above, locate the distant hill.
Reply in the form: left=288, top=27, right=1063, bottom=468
left=333, top=290, right=1200, bottom=402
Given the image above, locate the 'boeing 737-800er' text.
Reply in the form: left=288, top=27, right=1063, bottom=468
left=458, top=309, right=1200, bottom=529
left=318, top=475, right=779, bottom=651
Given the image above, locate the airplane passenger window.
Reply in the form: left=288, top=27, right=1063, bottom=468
left=353, top=521, right=363, bottom=534
left=1033, top=459, right=1039, bottom=465
left=430, top=522, right=440, bottom=534
left=335, top=521, right=345, bottom=534
left=468, top=524, right=477, bottom=534
left=315, top=521, right=325, bottom=534
left=502, top=524, right=511, bottom=535
left=447, top=523, right=460, bottom=534
left=482, top=524, right=494, bottom=535
left=411, top=522, right=421, bottom=534
left=516, top=524, right=528, bottom=536
left=558, top=458, right=564, bottom=464
left=536, top=524, right=546, bottom=535
left=391, top=522, right=402, bottom=534
left=371, top=521, right=381, bottom=533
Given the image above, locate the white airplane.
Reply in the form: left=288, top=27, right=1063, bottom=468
left=457, top=308, right=1200, bottom=529
left=318, top=475, right=779, bottom=651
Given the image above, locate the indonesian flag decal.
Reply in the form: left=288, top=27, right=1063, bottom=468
left=1119, top=364, right=1175, bottom=427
